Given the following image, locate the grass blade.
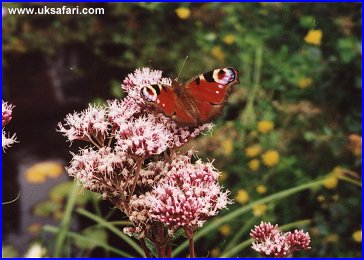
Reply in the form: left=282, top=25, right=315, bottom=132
left=54, top=182, right=79, bottom=257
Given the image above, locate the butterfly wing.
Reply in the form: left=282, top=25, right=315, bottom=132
left=185, top=67, right=239, bottom=104
left=183, top=67, right=239, bottom=124
left=140, top=67, right=239, bottom=126
left=141, top=84, right=175, bottom=116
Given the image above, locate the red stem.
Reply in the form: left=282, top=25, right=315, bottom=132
left=166, top=243, right=172, bottom=258
left=188, top=236, right=195, bottom=258
left=157, top=245, right=165, bottom=258
left=185, top=228, right=195, bottom=258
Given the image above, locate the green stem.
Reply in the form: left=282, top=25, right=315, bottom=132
left=54, top=182, right=79, bottom=257
left=239, top=46, right=263, bottom=142
left=338, top=175, right=362, bottom=187
left=76, top=208, right=144, bottom=256
left=252, top=46, right=263, bottom=98
left=172, top=179, right=324, bottom=257
left=222, top=216, right=257, bottom=253
left=280, top=219, right=312, bottom=231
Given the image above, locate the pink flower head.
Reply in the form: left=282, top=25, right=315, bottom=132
left=2, top=100, right=13, bottom=127
left=148, top=152, right=230, bottom=234
left=156, top=114, right=214, bottom=149
left=107, top=97, right=141, bottom=128
left=116, top=114, right=171, bottom=158
left=250, top=221, right=311, bottom=257
left=2, top=100, right=17, bottom=151
left=123, top=193, right=153, bottom=238
left=122, top=67, right=172, bottom=102
left=250, top=222, right=280, bottom=243
left=57, top=104, right=110, bottom=143
left=286, top=229, right=311, bottom=251
left=66, top=147, right=135, bottom=199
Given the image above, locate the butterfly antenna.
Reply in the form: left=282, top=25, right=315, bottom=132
left=175, top=56, right=189, bottom=81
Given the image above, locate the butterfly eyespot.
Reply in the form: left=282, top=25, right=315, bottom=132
left=141, top=86, right=158, bottom=102
left=213, top=68, right=237, bottom=85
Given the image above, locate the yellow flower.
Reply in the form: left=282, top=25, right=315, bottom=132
left=219, top=171, right=228, bottom=182
left=353, top=230, right=362, bottom=243
left=323, top=176, right=338, bottom=189
left=25, top=161, right=64, bottom=184
left=248, top=159, right=260, bottom=171
left=235, top=189, right=249, bottom=204
left=297, top=77, right=313, bottom=89
left=210, top=248, right=221, bottom=257
left=331, top=166, right=344, bottom=177
left=175, top=7, right=190, bottom=19
left=304, top=29, right=323, bottom=46
left=222, top=139, right=233, bottom=156
left=223, top=34, right=235, bottom=45
left=257, top=120, right=274, bottom=133
left=256, top=185, right=267, bottom=194
left=262, top=150, right=280, bottom=167
left=219, top=224, right=231, bottom=236
left=252, top=204, right=267, bottom=217
left=211, top=46, right=225, bottom=61
left=245, top=145, right=262, bottom=158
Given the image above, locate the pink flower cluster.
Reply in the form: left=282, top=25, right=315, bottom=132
left=250, top=221, right=311, bottom=257
left=148, top=152, right=230, bottom=235
left=58, top=68, right=229, bottom=240
left=67, top=147, right=135, bottom=200
left=2, top=100, right=17, bottom=151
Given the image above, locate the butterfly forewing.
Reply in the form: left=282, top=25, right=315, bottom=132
left=141, top=84, right=175, bottom=116
left=185, top=68, right=239, bottom=105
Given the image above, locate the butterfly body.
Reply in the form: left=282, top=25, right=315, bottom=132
left=141, top=67, right=239, bottom=126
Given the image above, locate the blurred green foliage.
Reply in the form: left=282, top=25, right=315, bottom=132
left=2, top=2, right=361, bottom=257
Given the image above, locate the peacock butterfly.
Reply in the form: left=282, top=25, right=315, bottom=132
left=141, top=67, right=239, bottom=126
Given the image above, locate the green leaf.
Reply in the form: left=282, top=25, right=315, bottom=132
left=43, top=225, right=133, bottom=257
left=110, top=80, right=124, bottom=98
left=74, top=227, right=108, bottom=250
left=49, top=181, right=93, bottom=206
left=33, top=200, right=61, bottom=218
left=2, top=244, right=19, bottom=258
